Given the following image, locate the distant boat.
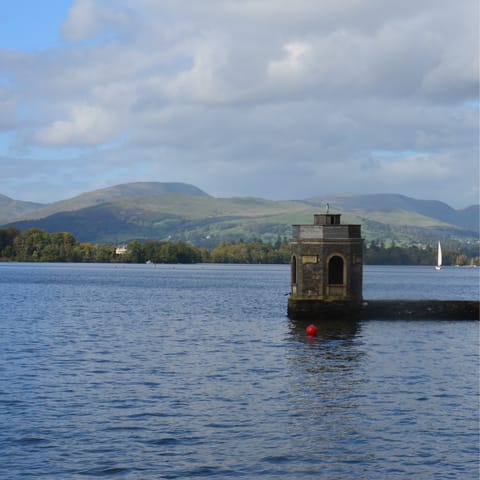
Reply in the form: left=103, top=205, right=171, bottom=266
left=435, top=242, right=442, bottom=271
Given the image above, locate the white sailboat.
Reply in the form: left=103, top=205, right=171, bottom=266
left=435, top=241, right=442, bottom=270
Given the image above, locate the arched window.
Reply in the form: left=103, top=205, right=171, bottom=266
left=328, top=255, right=344, bottom=285
left=291, top=255, right=297, bottom=284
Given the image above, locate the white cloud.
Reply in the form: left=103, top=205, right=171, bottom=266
left=372, top=152, right=450, bottom=178
left=61, top=0, right=136, bottom=41
left=36, top=104, right=118, bottom=146
left=164, top=35, right=231, bottom=103
left=267, top=41, right=314, bottom=80
left=0, top=0, right=478, bottom=206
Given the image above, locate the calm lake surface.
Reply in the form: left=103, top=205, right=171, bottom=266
left=0, top=264, right=479, bottom=479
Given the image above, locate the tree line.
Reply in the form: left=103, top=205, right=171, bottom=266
left=0, top=227, right=290, bottom=264
left=0, top=227, right=478, bottom=265
left=364, top=240, right=479, bottom=266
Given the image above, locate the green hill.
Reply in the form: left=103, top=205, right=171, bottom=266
left=12, top=182, right=208, bottom=221
left=306, top=193, right=479, bottom=232
left=0, top=194, right=45, bottom=224
left=4, top=193, right=315, bottom=245
left=1, top=183, right=478, bottom=247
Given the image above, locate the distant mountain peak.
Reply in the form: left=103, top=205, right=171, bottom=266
left=101, top=182, right=210, bottom=197
left=305, top=193, right=479, bottom=232
left=0, top=193, right=13, bottom=203
left=2, top=181, right=210, bottom=222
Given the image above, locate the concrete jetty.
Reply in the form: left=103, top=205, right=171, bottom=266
left=361, top=299, right=479, bottom=320
left=287, top=298, right=479, bottom=321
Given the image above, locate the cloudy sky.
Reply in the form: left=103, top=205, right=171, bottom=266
left=0, top=0, right=478, bottom=207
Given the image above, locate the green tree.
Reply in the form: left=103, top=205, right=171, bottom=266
left=143, top=240, right=162, bottom=263
left=126, top=240, right=146, bottom=263
left=0, top=227, right=20, bottom=259
left=49, top=232, right=80, bottom=261
left=173, top=242, right=201, bottom=263
left=79, top=243, right=96, bottom=262
left=454, top=254, right=469, bottom=266
left=95, top=245, right=116, bottom=262
left=40, top=244, right=59, bottom=262
left=15, top=228, right=49, bottom=261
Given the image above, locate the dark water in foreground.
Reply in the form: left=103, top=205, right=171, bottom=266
left=0, top=264, right=478, bottom=479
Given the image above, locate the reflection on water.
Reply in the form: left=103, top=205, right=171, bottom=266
left=287, top=318, right=362, bottom=378
left=287, top=319, right=362, bottom=383
left=288, top=318, right=360, bottom=340
left=284, top=317, right=479, bottom=478
left=285, top=319, right=371, bottom=472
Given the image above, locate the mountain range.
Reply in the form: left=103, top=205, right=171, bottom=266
left=1, top=182, right=478, bottom=247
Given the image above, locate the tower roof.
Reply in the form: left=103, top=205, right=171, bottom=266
left=292, top=213, right=361, bottom=240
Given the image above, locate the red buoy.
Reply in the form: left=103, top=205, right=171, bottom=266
left=306, top=324, right=318, bottom=337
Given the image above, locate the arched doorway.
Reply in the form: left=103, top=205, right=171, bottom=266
left=291, top=255, right=297, bottom=284
left=328, top=255, right=344, bottom=285
left=291, top=255, right=298, bottom=296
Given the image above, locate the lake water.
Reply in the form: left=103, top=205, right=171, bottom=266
left=0, top=264, right=478, bottom=479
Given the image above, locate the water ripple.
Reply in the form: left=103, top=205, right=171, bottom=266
left=0, top=264, right=478, bottom=479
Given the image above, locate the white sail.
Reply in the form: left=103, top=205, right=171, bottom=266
left=435, top=241, right=442, bottom=270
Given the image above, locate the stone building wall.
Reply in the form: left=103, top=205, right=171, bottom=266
left=290, top=214, right=363, bottom=304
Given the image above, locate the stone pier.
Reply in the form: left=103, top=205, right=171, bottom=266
left=288, top=298, right=479, bottom=320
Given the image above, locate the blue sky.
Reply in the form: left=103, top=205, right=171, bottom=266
left=0, top=0, right=478, bottom=207
left=0, top=1, right=71, bottom=50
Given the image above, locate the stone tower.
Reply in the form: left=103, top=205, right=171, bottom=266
left=287, top=212, right=363, bottom=319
